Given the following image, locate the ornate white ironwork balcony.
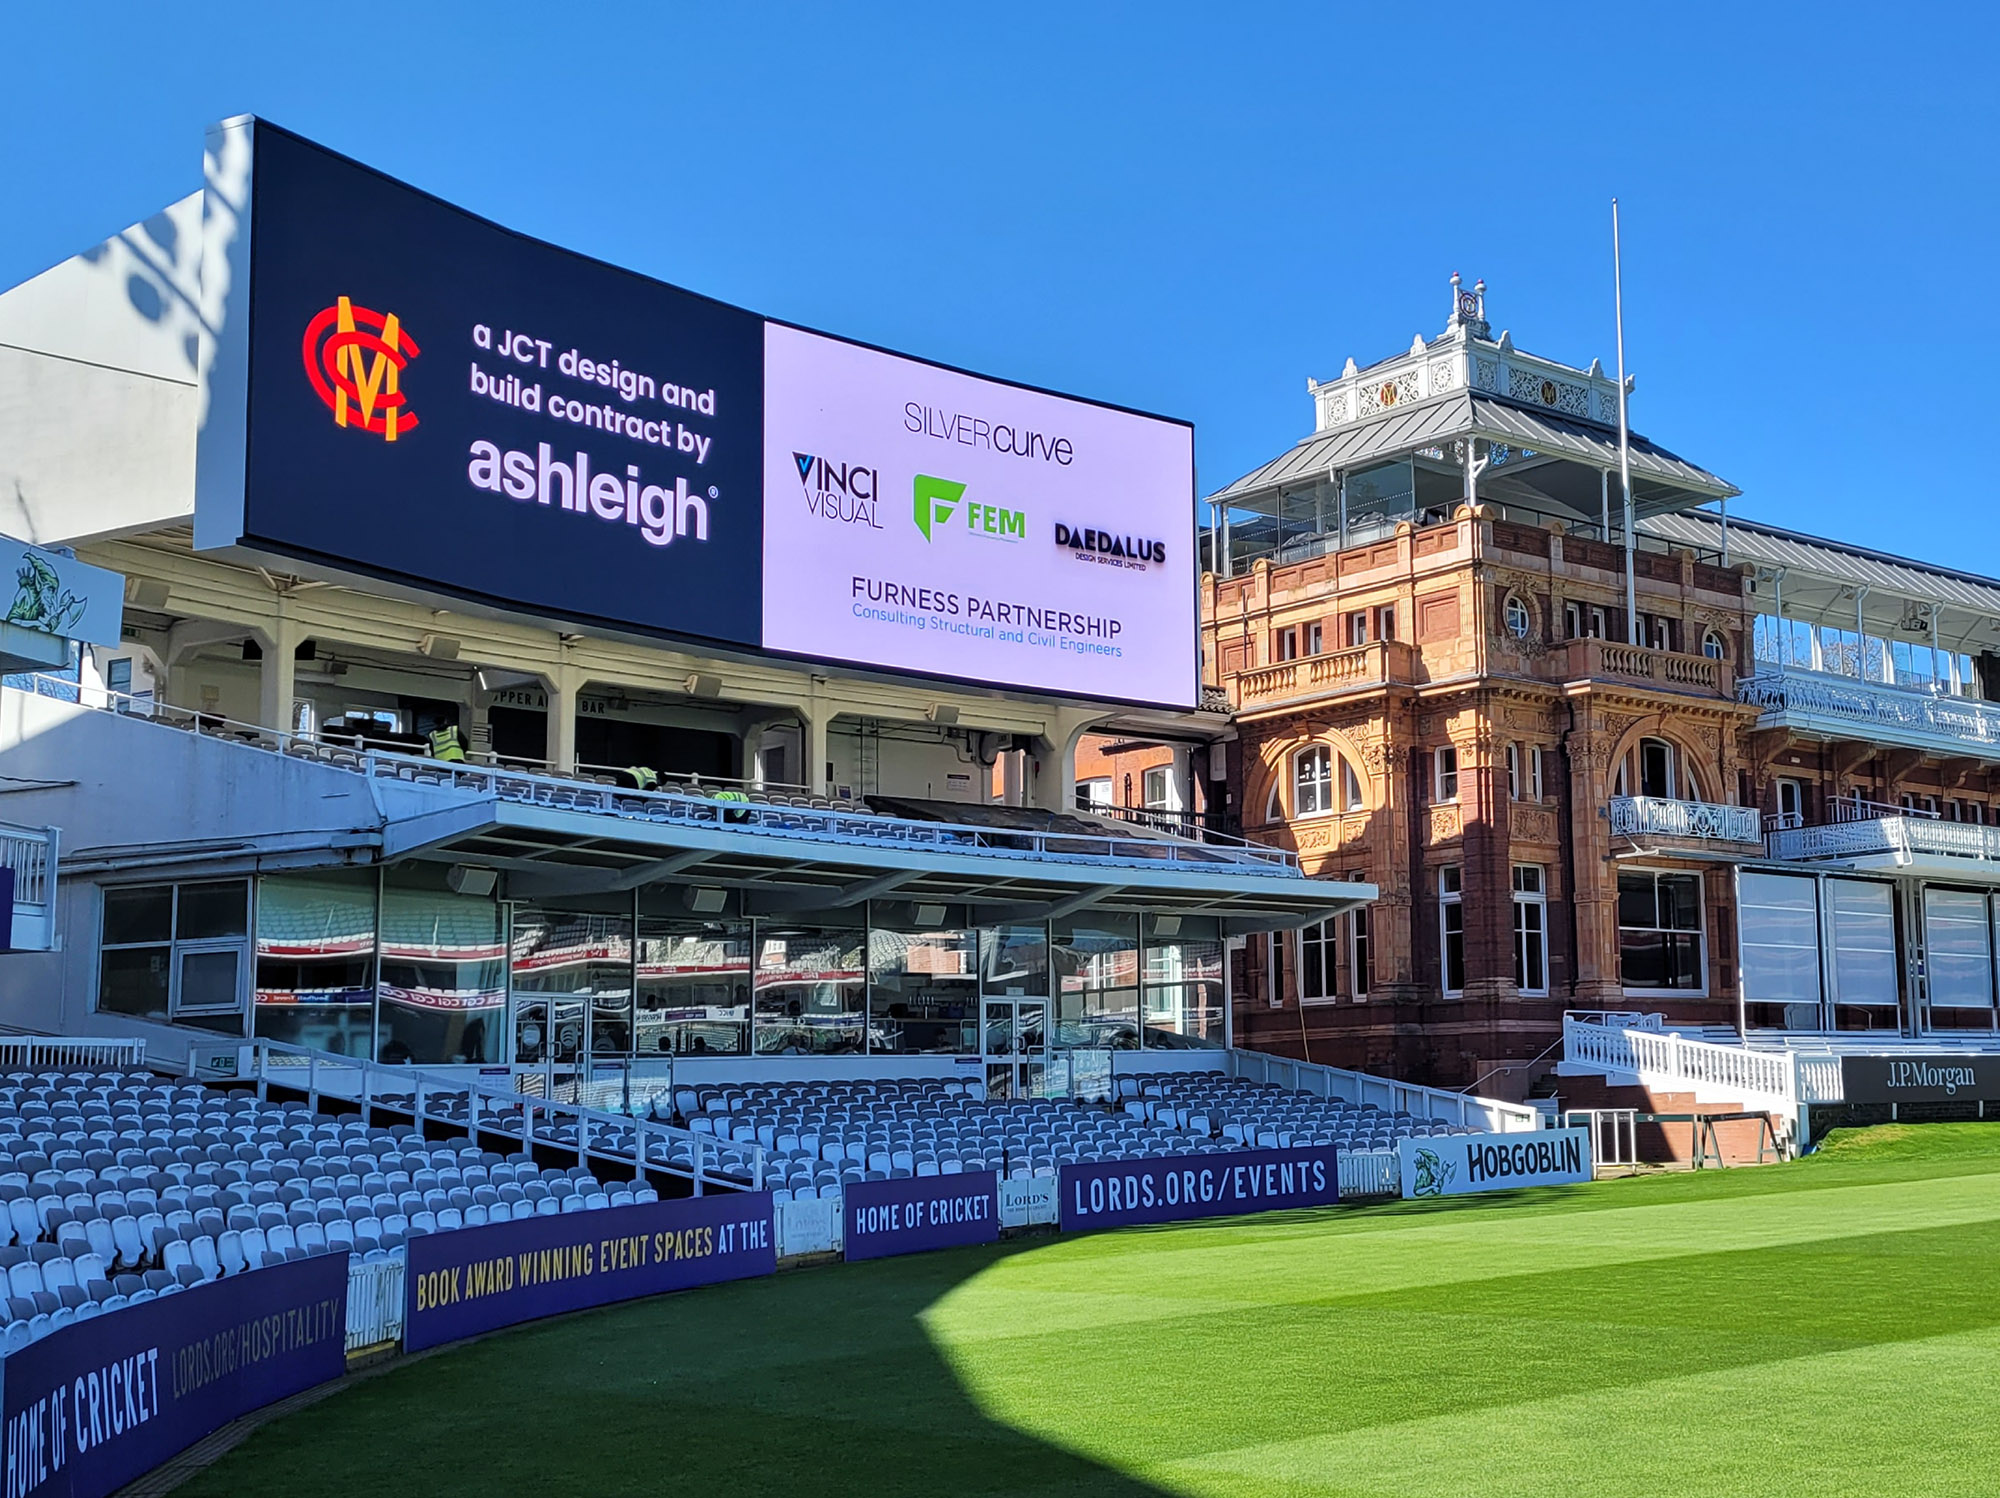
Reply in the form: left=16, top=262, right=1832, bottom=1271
left=1608, top=795, right=1761, bottom=844
left=1767, top=814, right=2000, bottom=867
left=1740, top=664, right=2000, bottom=758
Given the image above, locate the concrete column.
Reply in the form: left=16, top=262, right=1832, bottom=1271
left=806, top=710, right=832, bottom=796
left=258, top=610, right=300, bottom=737
left=544, top=663, right=583, bottom=773
left=1029, top=710, right=1105, bottom=812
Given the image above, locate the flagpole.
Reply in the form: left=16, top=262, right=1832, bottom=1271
left=1613, top=198, right=1637, bottom=645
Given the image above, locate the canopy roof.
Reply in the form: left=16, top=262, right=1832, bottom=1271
left=1645, top=510, right=2000, bottom=649
left=1211, top=391, right=1737, bottom=527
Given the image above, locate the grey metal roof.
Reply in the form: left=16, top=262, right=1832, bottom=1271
left=1210, top=392, right=1738, bottom=507
left=1643, top=510, right=2000, bottom=622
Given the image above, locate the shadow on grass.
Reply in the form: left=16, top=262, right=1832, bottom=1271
left=175, top=1239, right=1174, bottom=1498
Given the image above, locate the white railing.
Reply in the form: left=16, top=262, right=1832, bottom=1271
left=1562, top=1015, right=1798, bottom=1111
left=1767, top=815, right=2000, bottom=867
left=346, top=1254, right=406, bottom=1353
left=1741, top=666, right=2000, bottom=750
left=1794, top=1053, right=1845, bottom=1104
left=185, top=1036, right=767, bottom=1193
left=1336, top=1149, right=1400, bottom=1198
left=0, top=1035, right=145, bottom=1069
left=0, top=820, right=60, bottom=951
left=1609, top=795, right=1761, bottom=844
left=10, top=676, right=1299, bottom=878
left=1226, top=1048, right=1541, bottom=1132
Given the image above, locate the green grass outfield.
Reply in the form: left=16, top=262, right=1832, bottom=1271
left=182, top=1124, right=2000, bottom=1498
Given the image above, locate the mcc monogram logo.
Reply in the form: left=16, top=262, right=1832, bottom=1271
left=302, top=296, right=421, bottom=440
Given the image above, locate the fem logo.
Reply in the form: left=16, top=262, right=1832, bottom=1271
left=302, top=297, right=420, bottom=440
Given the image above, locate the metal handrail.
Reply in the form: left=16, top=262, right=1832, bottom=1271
left=185, top=1035, right=768, bottom=1194
left=9, top=675, right=1301, bottom=876
left=1225, top=1047, right=1541, bottom=1132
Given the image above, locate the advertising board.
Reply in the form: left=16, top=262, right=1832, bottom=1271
left=201, top=120, right=765, bottom=649
left=195, top=118, right=1196, bottom=708
left=402, top=1193, right=775, bottom=1352
left=843, top=1171, right=999, bottom=1261
left=761, top=324, right=1195, bottom=707
left=1397, top=1128, right=1592, bottom=1199
left=1057, top=1146, right=1339, bottom=1232
left=1839, top=1055, right=2000, bottom=1104
left=0, top=1254, right=347, bottom=1498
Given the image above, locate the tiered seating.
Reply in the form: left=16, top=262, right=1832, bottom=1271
left=1122, top=1075, right=1478, bottom=1151
left=676, top=1079, right=1234, bottom=1200
left=672, top=1074, right=1472, bottom=1203
left=0, top=1068, right=660, bottom=1350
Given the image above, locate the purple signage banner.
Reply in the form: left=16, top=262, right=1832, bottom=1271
left=843, top=1172, right=998, bottom=1262
left=402, top=1193, right=774, bottom=1353
left=1058, top=1147, right=1340, bottom=1232
left=1, top=1252, right=348, bottom=1498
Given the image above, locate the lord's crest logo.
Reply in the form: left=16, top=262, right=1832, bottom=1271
left=302, top=297, right=420, bottom=440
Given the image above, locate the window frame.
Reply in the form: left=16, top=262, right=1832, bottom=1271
left=1434, top=745, right=1460, bottom=803
left=1293, top=745, right=1335, bottom=817
left=1302, top=621, right=1324, bottom=656
left=1512, top=864, right=1549, bottom=996
left=97, top=879, right=253, bottom=1031
left=1300, top=918, right=1336, bottom=1004
left=1503, top=593, right=1532, bottom=640
left=1702, top=628, right=1727, bottom=661
left=1274, top=627, right=1299, bottom=663
left=1616, top=868, right=1709, bottom=997
left=1438, top=865, right=1465, bottom=996
left=1506, top=743, right=1520, bottom=800
left=1528, top=745, right=1544, bottom=802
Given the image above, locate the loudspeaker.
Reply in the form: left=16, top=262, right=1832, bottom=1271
left=445, top=865, right=497, bottom=898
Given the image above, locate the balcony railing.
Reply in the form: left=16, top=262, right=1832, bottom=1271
left=1609, top=795, right=1761, bottom=844
left=1766, top=814, right=2000, bottom=868
left=9, top=678, right=1300, bottom=878
left=0, top=820, right=60, bottom=951
left=1231, top=640, right=1408, bottom=711
left=1550, top=638, right=1732, bottom=697
left=1740, top=665, right=2000, bottom=755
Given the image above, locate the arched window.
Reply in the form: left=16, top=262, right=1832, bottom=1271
left=1340, top=756, right=1365, bottom=812
left=1503, top=593, right=1532, bottom=639
left=1294, top=746, right=1334, bottom=816
left=1702, top=628, right=1727, bottom=661
left=1639, top=737, right=1678, bottom=800
left=1265, top=777, right=1284, bottom=823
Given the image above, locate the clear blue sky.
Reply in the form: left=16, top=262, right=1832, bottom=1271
left=6, top=4, right=1993, bottom=569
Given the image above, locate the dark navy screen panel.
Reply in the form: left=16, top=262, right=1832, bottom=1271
left=401, top=1193, right=776, bottom=1352
left=234, top=122, right=763, bottom=648
left=843, top=1171, right=999, bottom=1261
left=1057, top=1147, right=1339, bottom=1231
left=0, top=1254, right=348, bottom=1498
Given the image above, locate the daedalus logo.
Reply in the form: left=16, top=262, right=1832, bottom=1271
left=302, top=296, right=420, bottom=440
left=913, top=474, right=1023, bottom=543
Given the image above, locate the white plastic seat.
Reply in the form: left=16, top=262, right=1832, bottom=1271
left=189, top=1237, right=221, bottom=1281
left=72, top=1252, right=107, bottom=1288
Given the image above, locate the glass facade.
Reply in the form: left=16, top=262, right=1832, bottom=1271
left=868, top=909, right=979, bottom=1055
left=253, top=869, right=376, bottom=1055
left=635, top=916, right=751, bottom=1056
left=1053, top=914, right=1140, bottom=1050
left=100, top=867, right=1240, bottom=1062
left=1140, top=915, right=1223, bottom=1047
left=377, top=865, right=506, bottom=1065
left=753, top=921, right=866, bottom=1055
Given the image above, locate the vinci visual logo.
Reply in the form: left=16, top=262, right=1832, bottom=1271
left=913, top=474, right=1023, bottom=543
left=302, top=297, right=421, bottom=440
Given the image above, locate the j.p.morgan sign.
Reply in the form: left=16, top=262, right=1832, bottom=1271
left=1840, top=1055, right=2000, bottom=1104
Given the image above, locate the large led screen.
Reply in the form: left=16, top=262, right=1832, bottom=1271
left=762, top=325, right=1196, bottom=707
left=207, top=121, right=764, bottom=648
left=198, top=119, right=1197, bottom=707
